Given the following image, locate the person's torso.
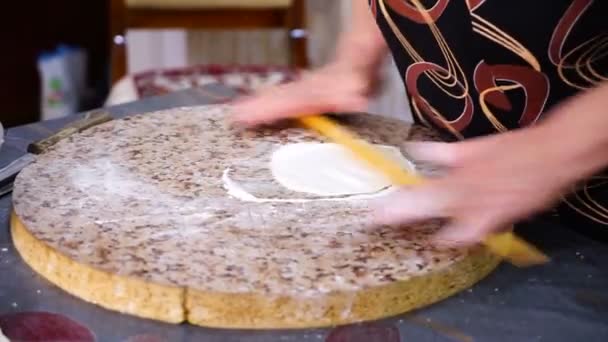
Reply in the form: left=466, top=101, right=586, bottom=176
left=370, top=0, right=608, bottom=236
left=371, top=0, right=607, bottom=138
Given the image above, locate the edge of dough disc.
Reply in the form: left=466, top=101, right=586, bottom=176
left=10, top=211, right=185, bottom=323
left=186, top=248, right=501, bottom=329
left=11, top=211, right=501, bottom=329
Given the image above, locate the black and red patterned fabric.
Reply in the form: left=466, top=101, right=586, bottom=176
left=370, top=0, right=608, bottom=238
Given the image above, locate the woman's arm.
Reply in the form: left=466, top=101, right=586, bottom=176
left=232, top=0, right=390, bottom=126
left=332, top=0, right=389, bottom=74
left=374, top=82, right=608, bottom=247
left=535, top=82, right=608, bottom=182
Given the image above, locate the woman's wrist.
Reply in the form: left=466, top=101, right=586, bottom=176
left=533, top=83, right=608, bottom=182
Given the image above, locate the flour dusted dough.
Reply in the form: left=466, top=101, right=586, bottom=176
left=11, top=105, right=500, bottom=329
left=270, top=142, right=413, bottom=197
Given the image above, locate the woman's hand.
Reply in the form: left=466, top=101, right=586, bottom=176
left=232, top=0, right=388, bottom=126
left=373, top=127, right=600, bottom=247
left=375, top=83, right=608, bottom=248
left=231, top=62, right=378, bottom=127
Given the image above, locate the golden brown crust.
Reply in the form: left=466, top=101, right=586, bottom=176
left=11, top=212, right=185, bottom=324
left=12, top=211, right=500, bottom=329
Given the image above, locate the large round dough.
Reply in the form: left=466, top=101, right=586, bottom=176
left=270, top=142, right=414, bottom=197
left=11, top=105, right=500, bottom=329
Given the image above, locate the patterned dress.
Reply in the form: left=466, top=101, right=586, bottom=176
left=369, top=0, right=608, bottom=239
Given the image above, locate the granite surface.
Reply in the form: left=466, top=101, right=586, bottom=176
left=13, top=105, right=467, bottom=296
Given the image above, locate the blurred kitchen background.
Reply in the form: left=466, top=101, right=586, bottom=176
left=2, top=0, right=411, bottom=128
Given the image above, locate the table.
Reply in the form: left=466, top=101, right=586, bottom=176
left=0, top=85, right=607, bottom=341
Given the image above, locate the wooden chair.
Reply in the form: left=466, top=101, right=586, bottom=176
left=109, top=0, right=309, bottom=84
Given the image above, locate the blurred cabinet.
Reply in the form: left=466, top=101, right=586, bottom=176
left=0, top=0, right=109, bottom=127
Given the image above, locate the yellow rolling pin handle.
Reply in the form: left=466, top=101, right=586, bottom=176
left=483, top=231, right=549, bottom=267
left=299, top=114, right=549, bottom=267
